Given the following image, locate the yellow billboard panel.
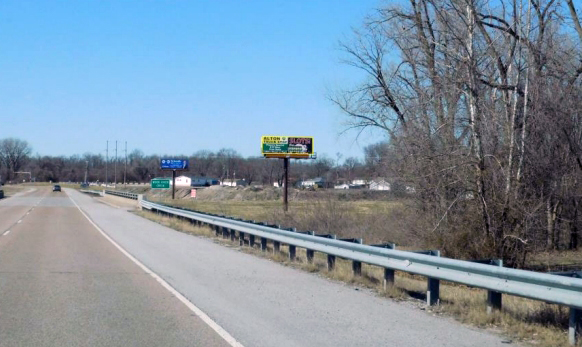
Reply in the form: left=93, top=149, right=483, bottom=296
left=261, top=136, right=314, bottom=158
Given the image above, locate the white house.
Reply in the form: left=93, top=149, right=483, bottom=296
left=369, top=179, right=391, bottom=191
left=334, top=183, right=350, bottom=190
left=173, top=175, right=192, bottom=187
left=222, top=179, right=248, bottom=187
left=300, top=177, right=327, bottom=188
left=351, top=179, right=368, bottom=185
left=301, top=179, right=316, bottom=187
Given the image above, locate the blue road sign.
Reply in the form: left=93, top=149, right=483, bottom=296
left=160, top=159, right=189, bottom=170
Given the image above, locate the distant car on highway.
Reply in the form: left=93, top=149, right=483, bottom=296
left=80, top=182, right=89, bottom=188
left=53, top=185, right=61, bottom=192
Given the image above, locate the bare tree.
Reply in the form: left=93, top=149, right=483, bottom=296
left=332, top=0, right=582, bottom=262
left=0, top=138, right=32, bottom=181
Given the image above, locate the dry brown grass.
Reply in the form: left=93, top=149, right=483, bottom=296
left=135, top=209, right=579, bottom=347
left=147, top=196, right=419, bottom=248
left=1, top=185, right=26, bottom=197
left=528, top=250, right=582, bottom=271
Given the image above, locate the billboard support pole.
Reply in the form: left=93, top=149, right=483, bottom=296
left=172, top=170, right=176, bottom=199
left=283, top=158, right=289, bottom=212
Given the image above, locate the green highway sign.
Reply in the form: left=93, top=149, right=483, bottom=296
left=151, top=178, right=171, bottom=189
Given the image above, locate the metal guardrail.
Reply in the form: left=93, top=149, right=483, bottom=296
left=104, top=190, right=138, bottom=200
left=139, top=199, right=582, bottom=344
left=80, top=189, right=103, bottom=196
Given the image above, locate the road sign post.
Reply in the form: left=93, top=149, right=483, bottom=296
left=283, top=157, right=289, bottom=212
left=172, top=170, right=176, bottom=199
left=261, top=136, right=315, bottom=212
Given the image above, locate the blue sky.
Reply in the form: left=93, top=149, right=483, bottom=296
left=0, top=0, right=386, bottom=161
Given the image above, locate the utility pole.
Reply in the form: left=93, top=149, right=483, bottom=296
left=124, top=141, right=127, bottom=186
left=283, top=158, right=289, bottom=212
left=106, top=141, right=109, bottom=187
left=84, top=161, right=88, bottom=183
left=114, top=140, right=118, bottom=186
left=172, top=170, right=176, bottom=199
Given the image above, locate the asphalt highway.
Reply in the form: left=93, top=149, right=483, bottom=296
left=0, top=187, right=230, bottom=347
left=0, top=187, right=517, bottom=346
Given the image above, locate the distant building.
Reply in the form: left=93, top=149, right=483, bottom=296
left=191, top=176, right=220, bottom=187
left=221, top=179, right=248, bottom=187
left=334, top=183, right=350, bottom=190
left=369, top=179, right=391, bottom=191
left=301, top=177, right=327, bottom=188
left=351, top=179, right=368, bottom=186
left=174, top=175, right=191, bottom=187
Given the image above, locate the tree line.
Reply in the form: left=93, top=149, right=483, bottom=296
left=331, top=0, right=582, bottom=262
left=0, top=138, right=388, bottom=188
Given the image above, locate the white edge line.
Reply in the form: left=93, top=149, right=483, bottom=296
left=67, top=192, right=244, bottom=347
left=3, top=230, right=11, bottom=236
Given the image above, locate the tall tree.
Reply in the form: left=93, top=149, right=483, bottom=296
left=0, top=138, right=32, bottom=181
left=332, top=0, right=582, bottom=262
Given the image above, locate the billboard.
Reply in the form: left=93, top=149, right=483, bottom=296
left=160, top=159, right=189, bottom=170
left=261, top=136, right=314, bottom=158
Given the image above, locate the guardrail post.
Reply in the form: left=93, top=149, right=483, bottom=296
left=287, top=228, right=297, bottom=261
left=230, top=228, right=236, bottom=242
left=351, top=238, right=364, bottom=276
left=383, top=268, right=395, bottom=289
left=261, top=237, right=268, bottom=252
left=214, top=225, right=220, bottom=237
left=221, top=226, right=228, bottom=239
left=239, top=231, right=245, bottom=246
left=272, top=225, right=281, bottom=253
left=487, top=260, right=503, bottom=314
left=273, top=241, right=280, bottom=253
left=327, top=235, right=337, bottom=271
left=376, top=243, right=397, bottom=289
left=249, top=234, right=255, bottom=248
left=569, top=307, right=581, bottom=346
left=426, top=250, right=441, bottom=306
left=306, top=231, right=315, bottom=263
